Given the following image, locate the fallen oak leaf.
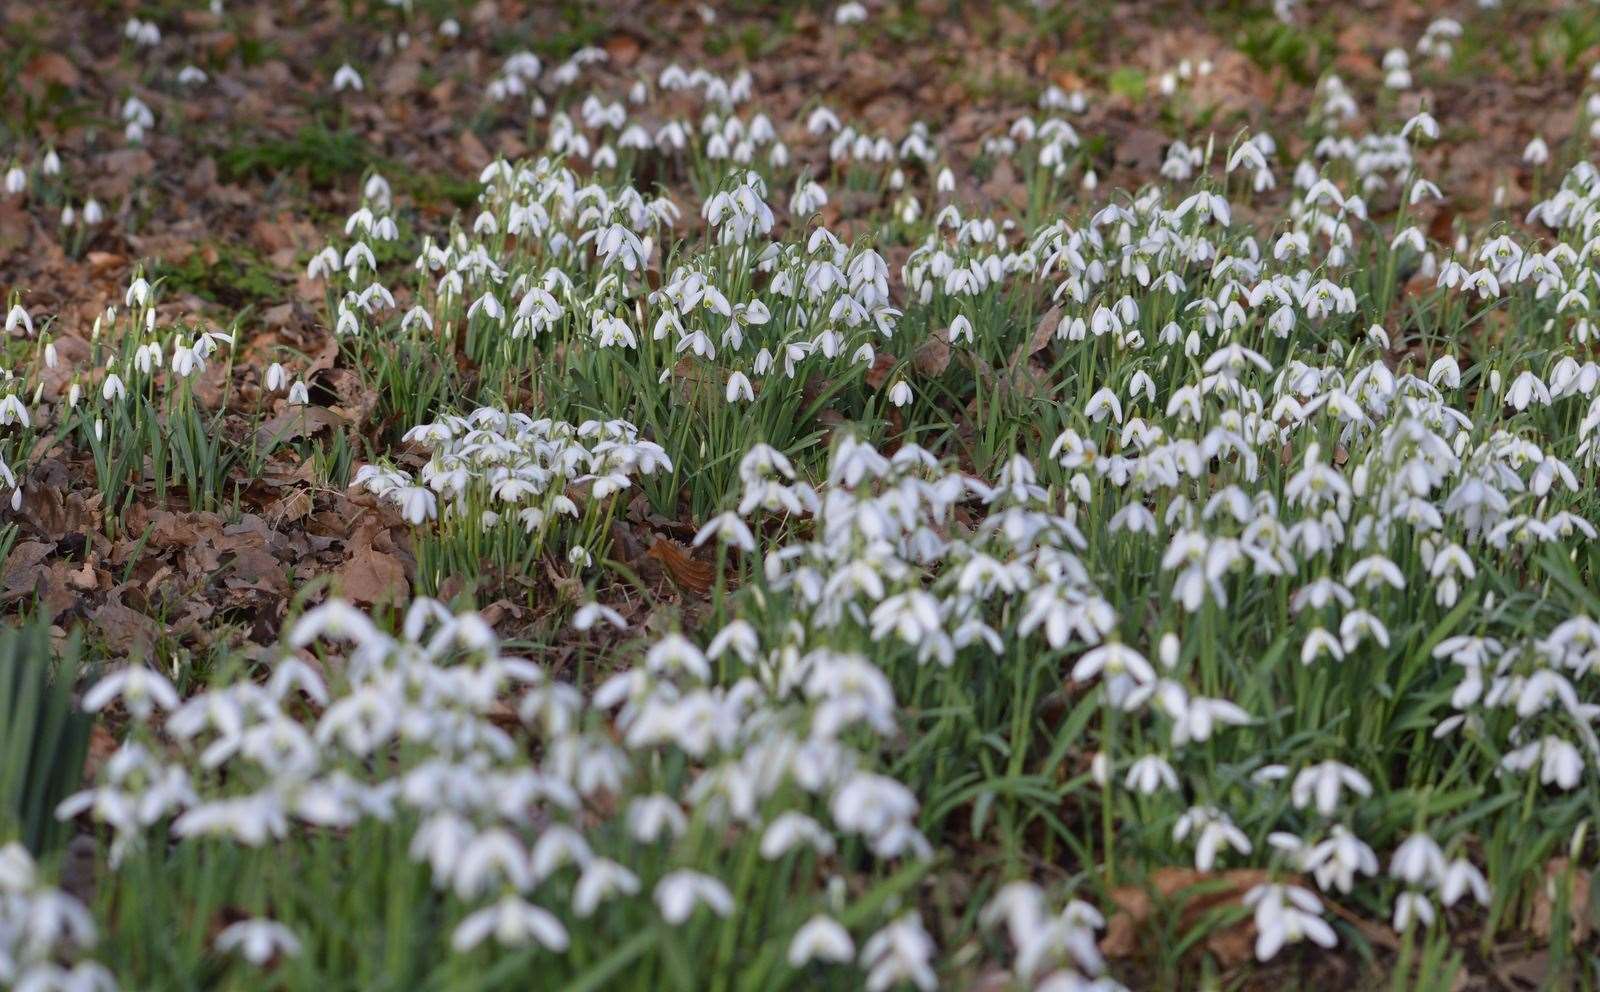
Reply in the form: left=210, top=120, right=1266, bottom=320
left=646, top=537, right=715, bottom=594
left=338, top=545, right=408, bottom=606
left=1, top=541, right=55, bottom=600
left=254, top=405, right=345, bottom=447
left=266, top=489, right=313, bottom=528
left=87, top=251, right=127, bottom=274
left=911, top=327, right=952, bottom=377
left=90, top=600, right=162, bottom=655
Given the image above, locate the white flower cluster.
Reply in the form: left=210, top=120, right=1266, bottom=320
left=722, top=436, right=1112, bottom=668
left=0, top=842, right=113, bottom=990
left=983, top=882, right=1121, bottom=990
left=64, top=597, right=941, bottom=981
left=354, top=410, right=671, bottom=528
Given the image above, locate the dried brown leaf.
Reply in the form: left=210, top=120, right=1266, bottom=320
left=21, top=52, right=79, bottom=91
left=266, top=489, right=313, bottom=528
left=865, top=352, right=898, bottom=391
left=1531, top=858, right=1593, bottom=945
left=254, top=406, right=345, bottom=447
left=338, top=545, right=408, bottom=605
left=1102, top=867, right=1273, bottom=965
left=911, top=328, right=952, bottom=377
left=646, top=537, right=714, bottom=594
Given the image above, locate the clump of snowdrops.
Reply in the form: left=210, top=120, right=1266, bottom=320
left=13, top=7, right=1600, bottom=990
left=352, top=409, right=672, bottom=593
left=61, top=596, right=979, bottom=991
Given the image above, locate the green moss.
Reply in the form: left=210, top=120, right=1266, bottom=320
left=1107, top=67, right=1148, bottom=103
left=152, top=243, right=284, bottom=309
left=217, top=123, right=373, bottom=188
left=404, top=171, right=481, bottom=210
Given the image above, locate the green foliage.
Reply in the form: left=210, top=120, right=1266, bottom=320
left=0, top=619, right=92, bottom=856
left=1236, top=19, right=1327, bottom=85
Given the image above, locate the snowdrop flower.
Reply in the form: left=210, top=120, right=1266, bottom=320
left=654, top=870, right=734, bottom=924
left=332, top=64, right=364, bottom=92
left=834, top=2, right=867, bottom=25
left=692, top=511, right=756, bottom=552
left=1392, top=891, right=1435, bottom=932
left=216, top=919, right=302, bottom=964
left=1290, top=761, right=1371, bottom=816
left=570, top=859, right=640, bottom=917
left=1389, top=832, right=1445, bottom=886
left=124, top=16, right=161, bottom=45
left=761, top=812, right=837, bottom=859
left=1307, top=826, right=1378, bottom=894
left=84, top=666, right=180, bottom=721
left=4, top=304, right=33, bottom=336
left=171, top=343, right=201, bottom=379
left=1245, top=884, right=1336, bottom=960
left=860, top=913, right=937, bottom=992
left=1124, top=754, right=1178, bottom=794
left=452, top=895, right=569, bottom=951
left=1536, top=737, right=1583, bottom=790
left=627, top=795, right=687, bottom=843
left=948, top=314, right=974, bottom=344
left=1439, top=858, right=1490, bottom=907
left=789, top=914, right=854, bottom=966
left=0, top=840, right=38, bottom=889
left=0, top=394, right=27, bottom=429
left=1072, top=642, right=1154, bottom=686
left=1173, top=806, right=1252, bottom=870
left=395, top=485, right=437, bottom=524
left=288, top=600, right=382, bottom=650
left=133, top=341, right=162, bottom=375
left=573, top=602, right=627, bottom=631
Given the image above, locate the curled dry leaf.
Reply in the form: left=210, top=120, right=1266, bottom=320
left=21, top=51, right=80, bottom=91
left=646, top=537, right=714, bottom=594
left=266, top=489, right=313, bottom=528
left=1025, top=305, right=1063, bottom=358
left=604, top=32, right=642, bottom=67
left=1, top=542, right=55, bottom=601
left=911, top=326, right=952, bottom=377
